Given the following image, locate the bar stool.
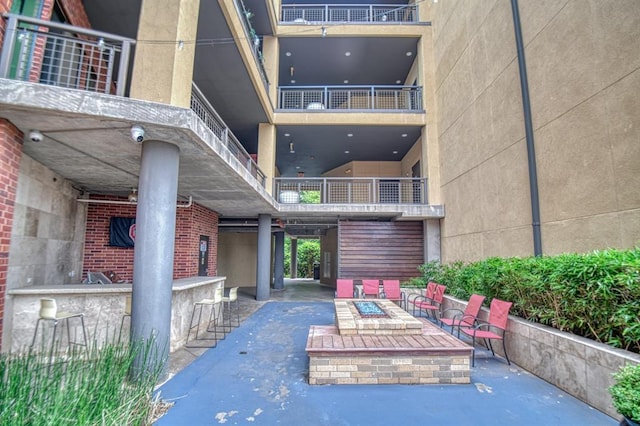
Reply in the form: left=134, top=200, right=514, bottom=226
left=222, top=287, right=240, bottom=332
left=186, top=287, right=225, bottom=348
left=30, top=298, right=88, bottom=357
left=118, top=295, right=132, bottom=343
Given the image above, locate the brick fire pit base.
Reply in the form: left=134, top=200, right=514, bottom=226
left=306, top=319, right=473, bottom=385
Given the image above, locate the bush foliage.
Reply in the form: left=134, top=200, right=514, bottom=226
left=409, top=247, right=640, bottom=353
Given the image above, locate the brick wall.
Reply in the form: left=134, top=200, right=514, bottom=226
left=0, top=120, right=23, bottom=348
left=83, top=198, right=218, bottom=282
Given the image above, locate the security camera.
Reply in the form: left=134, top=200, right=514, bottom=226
left=29, top=130, right=44, bottom=143
left=130, top=125, right=145, bottom=143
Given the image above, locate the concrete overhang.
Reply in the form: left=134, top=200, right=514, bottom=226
left=0, top=79, right=277, bottom=218
left=274, top=111, right=426, bottom=126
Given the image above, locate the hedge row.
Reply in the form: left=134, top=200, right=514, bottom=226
left=408, top=247, right=640, bottom=353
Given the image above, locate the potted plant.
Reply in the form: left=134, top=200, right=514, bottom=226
left=609, top=364, right=640, bottom=426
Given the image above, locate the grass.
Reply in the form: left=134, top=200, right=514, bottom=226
left=0, top=339, right=165, bottom=426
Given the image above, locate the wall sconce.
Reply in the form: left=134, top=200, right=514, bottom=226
left=345, top=169, right=352, bottom=174
left=289, top=142, right=295, bottom=153
left=127, top=188, right=138, bottom=203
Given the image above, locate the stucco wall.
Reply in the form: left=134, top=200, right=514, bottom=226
left=217, top=232, right=258, bottom=287
left=433, top=0, right=640, bottom=262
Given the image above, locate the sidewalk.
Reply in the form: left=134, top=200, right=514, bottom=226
left=156, top=280, right=617, bottom=425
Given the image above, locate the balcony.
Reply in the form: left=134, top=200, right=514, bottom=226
left=274, top=177, right=428, bottom=205
left=0, top=13, right=266, bottom=188
left=235, top=0, right=269, bottom=88
left=281, top=4, right=418, bottom=24
left=278, top=85, right=423, bottom=111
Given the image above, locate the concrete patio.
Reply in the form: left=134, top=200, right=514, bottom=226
left=157, top=279, right=618, bottom=425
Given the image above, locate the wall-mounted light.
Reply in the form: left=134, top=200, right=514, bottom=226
left=127, top=188, right=138, bottom=203
left=289, top=142, right=295, bottom=153
left=345, top=169, right=352, bottom=174
left=290, top=66, right=295, bottom=77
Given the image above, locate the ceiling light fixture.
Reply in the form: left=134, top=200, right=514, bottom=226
left=393, top=150, right=399, bottom=154
left=344, top=150, right=350, bottom=154
left=344, top=80, right=349, bottom=84
left=289, top=142, right=295, bottom=153
left=401, top=133, right=408, bottom=137
left=290, top=66, right=294, bottom=77
left=347, top=133, right=353, bottom=137
left=285, top=51, right=292, bottom=56
left=284, top=133, right=290, bottom=137
left=127, top=188, right=138, bottom=203
left=406, top=51, right=413, bottom=56
left=345, top=51, right=351, bottom=57
left=396, top=80, right=402, bottom=84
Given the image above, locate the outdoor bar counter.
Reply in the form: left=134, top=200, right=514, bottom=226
left=7, top=276, right=226, bottom=352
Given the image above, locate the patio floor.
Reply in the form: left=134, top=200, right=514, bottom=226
left=156, top=280, right=617, bottom=425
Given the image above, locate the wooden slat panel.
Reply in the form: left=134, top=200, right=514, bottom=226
left=338, top=220, right=424, bottom=281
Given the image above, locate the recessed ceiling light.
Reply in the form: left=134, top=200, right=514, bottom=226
left=295, top=166, right=300, bottom=169
left=345, top=51, right=351, bottom=56
left=401, top=133, right=408, bottom=137
left=396, top=80, right=402, bottom=84
left=291, top=79, right=296, bottom=83
left=347, top=133, right=353, bottom=137
left=344, top=150, right=350, bottom=154
left=284, top=133, right=290, bottom=137
left=393, top=150, right=398, bottom=154
left=406, top=51, right=413, bottom=56
left=344, top=80, right=349, bottom=84
left=285, top=52, right=291, bottom=56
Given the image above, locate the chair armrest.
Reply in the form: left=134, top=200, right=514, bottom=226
left=440, top=307, right=464, bottom=319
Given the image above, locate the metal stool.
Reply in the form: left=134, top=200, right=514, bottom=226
left=118, top=295, right=132, bottom=343
left=222, top=287, right=240, bottom=332
left=30, top=298, right=88, bottom=358
left=186, top=287, right=225, bottom=348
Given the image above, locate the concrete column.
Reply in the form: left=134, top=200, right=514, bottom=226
left=257, top=123, right=276, bottom=195
left=131, top=140, right=180, bottom=377
left=424, top=219, right=441, bottom=262
left=290, top=237, right=298, bottom=278
left=273, top=231, right=285, bottom=290
left=261, top=36, right=279, bottom=106
left=130, top=0, right=200, bottom=107
left=256, top=214, right=272, bottom=301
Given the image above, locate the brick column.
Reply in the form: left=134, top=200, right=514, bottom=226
left=0, top=120, right=23, bottom=349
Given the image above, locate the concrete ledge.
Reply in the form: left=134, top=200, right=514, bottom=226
left=440, top=295, right=640, bottom=418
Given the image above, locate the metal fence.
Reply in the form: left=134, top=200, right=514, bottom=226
left=191, top=84, right=266, bottom=187
left=281, top=4, right=418, bottom=23
left=278, top=86, right=423, bottom=111
left=275, top=177, right=428, bottom=204
left=0, top=13, right=134, bottom=96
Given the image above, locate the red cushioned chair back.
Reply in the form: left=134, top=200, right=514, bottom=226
left=432, top=284, right=447, bottom=303
left=336, top=279, right=355, bottom=298
left=363, top=280, right=380, bottom=297
left=382, top=280, right=401, bottom=299
left=488, top=298, right=513, bottom=331
left=426, top=282, right=437, bottom=299
left=464, top=294, right=486, bottom=319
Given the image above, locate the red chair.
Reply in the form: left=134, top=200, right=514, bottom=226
left=381, top=280, right=402, bottom=305
left=362, top=279, right=380, bottom=298
left=335, top=279, right=355, bottom=298
left=414, top=284, right=446, bottom=320
left=459, top=298, right=512, bottom=366
left=439, top=294, right=486, bottom=336
left=406, top=281, right=437, bottom=315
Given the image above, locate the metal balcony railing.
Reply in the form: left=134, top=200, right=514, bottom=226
left=191, top=84, right=266, bottom=187
left=234, top=0, right=269, bottom=88
left=281, top=4, right=418, bottom=23
left=278, top=85, right=423, bottom=111
left=0, top=13, right=134, bottom=96
left=274, top=177, right=428, bottom=205
left=0, top=15, right=267, bottom=189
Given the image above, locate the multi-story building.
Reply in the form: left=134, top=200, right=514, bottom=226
left=0, top=0, right=638, bottom=356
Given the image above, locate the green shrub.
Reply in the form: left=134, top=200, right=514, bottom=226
left=609, top=364, right=640, bottom=422
left=415, top=247, right=640, bottom=353
left=0, top=340, right=163, bottom=425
